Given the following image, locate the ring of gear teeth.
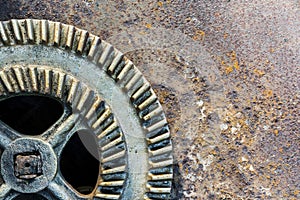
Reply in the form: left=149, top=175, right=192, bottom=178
left=0, top=19, right=173, bottom=200
left=0, top=65, right=128, bottom=199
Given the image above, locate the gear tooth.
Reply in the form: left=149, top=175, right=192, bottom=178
left=66, top=25, right=75, bottom=49
left=85, top=97, right=103, bottom=124
left=28, top=67, right=38, bottom=92
left=48, top=21, right=61, bottom=46
left=92, top=107, right=111, bottom=131
left=98, top=41, right=114, bottom=70
left=40, top=19, right=49, bottom=44
left=149, top=146, right=173, bottom=157
left=59, top=23, right=69, bottom=48
left=51, top=70, right=59, bottom=97
left=124, top=70, right=142, bottom=92
left=0, top=73, right=7, bottom=95
left=76, top=86, right=93, bottom=111
left=97, top=121, right=118, bottom=140
left=67, top=78, right=79, bottom=105
left=119, top=65, right=135, bottom=88
left=56, top=72, right=66, bottom=99
left=0, top=70, right=14, bottom=93
left=102, top=165, right=126, bottom=175
left=138, top=91, right=157, bottom=111
left=43, top=68, right=52, bottom=94
left=36, top=68, right=47, bottom=94
left=0, top=22, right=7, bottom=45
left=145, top=115, right=168, bottom=133
left=101, top=131, right=124, bottom=152
left=142, top=103, right=163, bottom=122
left=76, top=30, right=88, bottom=54
left=31, top=19, right=41, bottom=44
left=21, top=67, right=31, bottom=92
left=11, top=19, right=22, bottom=44
left=0, top=21, right=15, bottom=45
left=6, top=68, right=20, bottom=93
left=132, top=80, right=151, bottom=102
left=12, top=67, right=25, bottom=92
left=11, top=19, right=30, bottom=44
left=107, top=51, right=123, bottom=75
left=81, top=34, right=93, bottom=56
left=71, top=27, right=81, bottom=52
left=116, top=59, right=133, bottom=83
left=53, top=22, right=61, bottom=46
left=25, top=19, right=34, bottom=42
left=94, top=193, right=121, bottom=199
left=88, top=36, right=101, bottom=60
left=102, top=150, right=126, bottom=165
left=18, top=20, right=29, bottom=44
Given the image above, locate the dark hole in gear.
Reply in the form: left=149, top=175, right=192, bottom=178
left=0, top=95, right=64, bottom=135
left=60, top=130, right=100, bottom=195
left=13, top=194, right=47, bottom=200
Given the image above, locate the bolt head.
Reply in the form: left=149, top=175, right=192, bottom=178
left=14, top=153, right=43, bottom=179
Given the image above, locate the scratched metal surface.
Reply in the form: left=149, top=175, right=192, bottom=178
left=0, top=0, right=299, bottom=199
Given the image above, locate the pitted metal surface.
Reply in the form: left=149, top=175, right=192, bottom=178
left=0, top=1, right=298, bottom=199
left=0, top=19, right=173, bottom=199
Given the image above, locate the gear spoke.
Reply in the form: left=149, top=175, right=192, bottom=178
left=48, top=173, right=87, bottom=200
left=45, top=113, right=83, bottom=156
left=0, top=120, right=21, bottom=149
left=0, top=183, right=13, bottom=199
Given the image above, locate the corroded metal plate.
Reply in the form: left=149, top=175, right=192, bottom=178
left=0, top=19, right=173, bottom=199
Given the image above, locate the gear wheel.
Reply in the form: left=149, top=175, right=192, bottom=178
left=0, top=19, right=173, bottom=199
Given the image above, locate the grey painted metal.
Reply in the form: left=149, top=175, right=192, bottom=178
left=0, top=19, right=173, bottom=199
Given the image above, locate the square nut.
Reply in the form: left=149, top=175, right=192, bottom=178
left=14, top=153, right=43, bottom=179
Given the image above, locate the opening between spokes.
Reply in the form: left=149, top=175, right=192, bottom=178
left=0, top=95, right=64, bottom=135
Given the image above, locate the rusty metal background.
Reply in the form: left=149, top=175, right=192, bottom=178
left=0, top=0, right=299, bottom=199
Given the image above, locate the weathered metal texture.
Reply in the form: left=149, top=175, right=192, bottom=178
left=0, top=19, right=173, bottom=199
left=0, top=1, right=298, bottom=199
left=2, top=138, right=57, bottom=194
